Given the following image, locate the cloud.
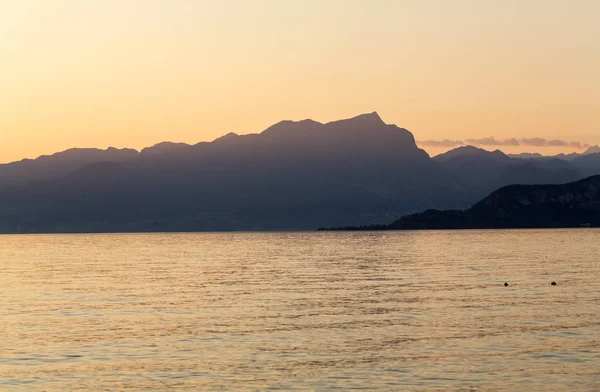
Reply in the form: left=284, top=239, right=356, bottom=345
left=520, top=138, right=588, bottom=150
left=520, top=137, right=548, bottom=147
left=465, top=137, right=520, bottom=147
left=418, top=137, right=590, bottom=150
left=417, top=139, right=464, bottom=148
left=548, top=140, right=569, bottom=147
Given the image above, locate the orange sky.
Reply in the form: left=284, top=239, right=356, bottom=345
left=1, top=0, right=599, bottom=162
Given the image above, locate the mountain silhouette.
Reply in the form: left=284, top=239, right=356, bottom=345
left=508, top=145, right=600, bottom=162
left=1, top=114, right=599, bottom=233
left=329, top=176, right=600, bottom=230
left=584, top=145, right=600, bottom=155
left=140, top=142, right=192, bottom=156
left=508, top=152, right=545, bottom=160
left=572, top=153, right=600, bottom=177
left=433, top=146, right=582, bottom=197
left=0, top=147, right=138, bottom=186
left=0, top=113, right=471, bottom=233
left=486, top=160, right=581, bottom=194
left=434, top=146, right=510, bottom=163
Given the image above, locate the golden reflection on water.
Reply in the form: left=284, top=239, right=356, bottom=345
left=1, top=230, right=599, bottom=391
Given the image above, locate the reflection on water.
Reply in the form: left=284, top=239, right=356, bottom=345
left=1, top=230, right=599, bottom=391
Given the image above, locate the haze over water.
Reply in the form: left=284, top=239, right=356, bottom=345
left=1, top=230, right=599, bottom=391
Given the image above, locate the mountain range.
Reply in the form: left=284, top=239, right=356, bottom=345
left=508, top=145, right=600, bottom=161
left=431, top=145, right=593, bottom=198
left=330, top=175, right=600, bottom=230
left=1, top=112, right=600, bottom=233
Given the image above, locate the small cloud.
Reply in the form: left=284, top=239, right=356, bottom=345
left=504, top=138, right=520, bottom=146
left=520, top=137, right=548, bottom=147
left=417, top=139, right=464, bottom=148
left=548, top=140, right=568, bottom=147
left=418, top=137, right=590, bottom=150
left=520, top=138, right=589, bottom=150
left=465, top=137, right=520, bottom=147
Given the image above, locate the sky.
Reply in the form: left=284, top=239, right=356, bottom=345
left=1, top=0, right=599, bottom=162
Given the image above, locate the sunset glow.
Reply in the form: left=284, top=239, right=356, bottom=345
left=1, top=0, right=599, bottom=162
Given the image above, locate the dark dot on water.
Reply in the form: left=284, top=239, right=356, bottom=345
left=504, top=282, right=509, bottom=287
left=551, top=282, right=557, bottom=286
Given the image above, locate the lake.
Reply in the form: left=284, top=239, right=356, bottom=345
left=1, top=230, right=599, bottom=391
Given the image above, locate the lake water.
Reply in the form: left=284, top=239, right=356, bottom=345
left=1, top=230, right=599, bottom=391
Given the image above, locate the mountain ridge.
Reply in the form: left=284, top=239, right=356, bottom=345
left=1, top=113, right=599, bottom=233
left=326, top=175, right=600, bottom=230
left=0, top=112, right=465, bottom=233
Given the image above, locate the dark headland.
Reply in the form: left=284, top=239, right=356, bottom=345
left=323, top=175, right=600, bottom=231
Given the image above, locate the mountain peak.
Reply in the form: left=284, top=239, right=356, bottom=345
left=584, top=145, right=600, bottom=155
left=433, top=145, right=509, bottom=162
left=354, top=111, right=383, bottom=122
left=214, top=132, right=239, bottom=141
left=260, top=118, right=323, bottom=136
left=328, top=111, right=385, bottom=127
left=141, top=142, right=191, bottom=156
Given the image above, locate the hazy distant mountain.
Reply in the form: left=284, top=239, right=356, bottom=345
left=487, top=161, right=582, bottom=194
left=433, top=146, right=582, bottom=196
left=0, top=147, right=138, bottom=186
left=434, top=148, right=512, bottom=191
left=572, top=153, right=600, bottom=177
left=584, top=145, right=600, bottom=155
left=434, top=146, right=510, bottom=163
left=0, top=112, right=473, bottom=233
left=508, top=145, right=600, bottom=162
left=508, top=152, right=545, bottom=160
left=333, top=175, right=600, bottom=230
left=506, top=147, right=600, bottom=178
